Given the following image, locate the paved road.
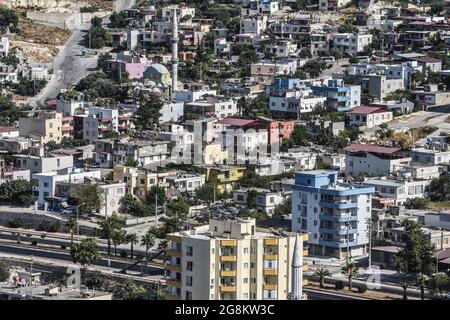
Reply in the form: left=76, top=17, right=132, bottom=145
left=28, top=0, right=137, bottom=106
left=28, top=28, right=97, bottom=107
left=0, top=243, right=164, bottom=277
left=304, top=288, right=371, bottom=300
left=387, top=106, right=450, bottom=144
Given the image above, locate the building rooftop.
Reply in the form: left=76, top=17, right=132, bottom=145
left=344, top=143, right=401, bottom=155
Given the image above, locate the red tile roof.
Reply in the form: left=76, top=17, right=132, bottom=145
left=410, top=56, right=442, bottom=64
left=0, top=127, right=18, bottom=133
left=347, top=106, right=390, bottom=115
left=344, top=144, right=401, bottom=154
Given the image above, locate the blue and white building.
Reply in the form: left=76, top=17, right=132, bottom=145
left=312, top=79, right=361, bottom=111
left=292, top=170, right=375, bottom=259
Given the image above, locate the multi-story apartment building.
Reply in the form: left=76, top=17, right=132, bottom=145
left=19, top=111, right=63, bottom=144
left=311, top=79, right=361, bottom=111
left=113, top=139, right=169, bottom=168
left=83, top=107, right=119, bottom=142
left=258, top=39, right=298, bottom=58
left=241, top=0, right=280, bottom=16
left=347, top=106, right=393, bottom=129
left=345, top=144, right=411, bottom=177
left=269, top=16, right=312, bottom=40
left=331, top=33, right=372, bottom=55
left=361, top=74, right=405, bottom=101
left=403, top=147, right=450, bottom=165
left=166, top=172, right=205, bottom=193
left=199, top=165, right=245, bottom=193
left=165, top=218, right=308, bottom=300
left=184, top=96, right=238, bottom=120
left=0, top=37, right=10, bottom=58
left=240, top=17, right=267, bottom=35
left=363, top=177, right=430, bottom=206
left=292, top=170, right=374, bottom=258
left=319, top=0, right=351, bottom=11
left=250, top=60, right=298, bottom=84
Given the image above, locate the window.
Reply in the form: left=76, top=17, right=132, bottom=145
left=185, top=276, right=193, bottom=286
left=186, top=246, right=193, bottom=256
left=244, top=248, right=249, bottom=254
left=186, top=261, right=193, bottom=271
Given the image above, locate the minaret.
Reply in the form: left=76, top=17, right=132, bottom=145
left=171, top=8, right=179, bottom=93
left=289, top=234, right=305, bottom=300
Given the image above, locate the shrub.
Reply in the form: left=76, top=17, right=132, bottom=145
left=120, top=250, right=127, bottom=258
left=357, top=284, right=368, bottom=293
left=335, top=280, right=345, bottom=290
left=8, top=218, right=23, bottom=228
left=61, top=244, right=66, bottom=250
left=31, top=240, right=37, bottom=246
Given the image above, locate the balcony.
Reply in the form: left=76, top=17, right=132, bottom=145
left=263, top=254, right=278, bottom=261
left=118, top=125, right=128, bottom=131
left=166, top=264, right=182, bottom=273
left=319, top=214, right=358, bottom=222
left=319, top=200, right=358, bottom=209
left=220, top=285, right=236, bottom=292
left=319, top=227, right=358, bottom=236
left=319, top=240, right=358, bottom=248
left=99, top=127, right=113, bottom=132
left=220, top=240, right=237, bottom=247
left=166, top=249, right=182, bottom=257
left=264, top=239, right=278, bottom=246
left=166, top=294, right=181, bottom=300
left=263, top=284, right=277, bottom=291
left=98, top=118, right=113, bottom=123
left=62, top=126, right=74, bottom=132
left=220, top=270, right=236, bottom=277
left=166, top=279, right=182, bottom=288
left=220, top=255, right=237, bottom=262
left=263, top=268, right=278, bottom=276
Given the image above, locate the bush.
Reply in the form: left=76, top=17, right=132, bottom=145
left=335, top=280, right=345, bottom=290
left=8, top=218, right=23, bottom=228
left=120, top=250, right=127, bottom=258
left=357, top=284, right=368, bottom=293
left=31, top=240, right=37, bottom=246
left=61, top=244, right=66, bottom=249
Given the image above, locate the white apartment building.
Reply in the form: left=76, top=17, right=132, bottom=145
left=161, top=5, right=195, bottom=22
left=213, top=38, right=230, bottom=56
left=363, top=177, right=430, bottom=206
left=56, top=96, right=85, bottom=116
left=165, top=218, right=307, bottom=300
left=159, top=102, right=184, bottom=123
left=240, top=17, right=267, bottom=34
left=260, top=40, right=298, bottom=58
left=0, top=37, right=10, bottom=58
left=175, top=89, right=217, bottom=103
left=166, top=173, right=205, bottom=193
left=347, top=106, right=393, bottom=129
left=292, top=171, right=375, bottom=259
left=345, top=144, right=411, bottom=177
left=185, top=97, right=238, bottom=120
left=404, top=148, right=450, bottom=165
left=83, top=107, right=119, bottom=142
left=332, top=33, right=373, bottom=55
left=242, top=0, right=279, bottom=16
left=319, top=0, right=351, bottom=10
left=233, top=188, right=286, bottom=214
left=14, top=153, right=73, bottom=174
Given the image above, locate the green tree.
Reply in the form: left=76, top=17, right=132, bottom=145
left=0, top=180, right=34, bottom=206
left=1, top=54, right=20, bottom=68
left=0, top=7, right=19, bottom=32
left=394, top=220, right=436, bottom=277
left=65, top=218, right=78, bottom=247
left=140, top=230, right=155, bottom=257
left=404, top=197, right=430, bottom=209
left=315, top=268, right=332, bottom=288
left=119, top=194, right=138, bottom=215
left=109, top=12, right=129, bottom=28
left=133, top=94, right=163, bottom=130
left=400, top=281, right=409, bottom=300
left=302, top=59, right=327, bottom=78
left=126, top=233, right=139, bottom=259
left=0, top=95, right=23, bottom=125
left=70, top=238, right=101, bottom=268
left=124, top=159, right=139, bottom=167
left=99, top=216, right=121, bottom=255
left=0, top=261, right=9, bottom=282
left=427, top=273, right=450, bottom=300
left=73, top=183, right=103, bottom=214
left=166, top=198, right=189, bottom=219
left=112, top=229, right=127, bottom=256
left=341, top=257, right=359, bottom=291
left=429, top=175, right=450, bottom=202
left=146, top=185, right=167, bottom=206
left=338, top=23, right=359, bottom=34
left=416, top=274, right=428, bottom=300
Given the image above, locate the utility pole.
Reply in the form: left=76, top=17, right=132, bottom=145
left=347, top=221, right=350, bottom=258
left=155, top=194, right=158, bottom=228
left=368, top=217, right=372, bottom=270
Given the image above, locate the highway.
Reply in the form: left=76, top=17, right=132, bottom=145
left=304, top=288, right=371, bottom=300
left=0, top=242, right=165, bottom=278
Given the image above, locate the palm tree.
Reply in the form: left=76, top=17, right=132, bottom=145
left=140, top=230, right=155, bottom=258
left=416, top=274, right=428, bottom=300
left=341, top=258, right=359, bottom=291
left=315, top=268, right=332, bottom=288
left=66, top=218, right=77, bottom=247
left=158, top=239, right=169, bottom=250
left=99, top=216, right=121, bottom=255
left=400, top=281, right=409, bottom=300
left=112, top=229, right=126, bottom=257
left=126, top=233, right=139, bottom=259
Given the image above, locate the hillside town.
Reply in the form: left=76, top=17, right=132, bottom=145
left=0, top=0, right=450, bottom=302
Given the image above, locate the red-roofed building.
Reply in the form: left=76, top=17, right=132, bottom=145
left=345, top=144, right=411, bottom=176
left=347, top=106, right=393, bottom=129
left=0, top=127, right=19, bottom=138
